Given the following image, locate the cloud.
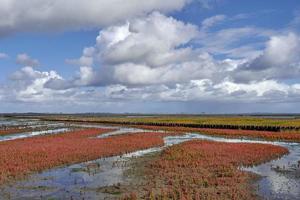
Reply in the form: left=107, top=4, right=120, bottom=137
left=46, top=12, right=213, bottom=89
left=42, top=12, right=300, bottom=106
left=3, top=64, right=300, bottom=111
left=8, top=65, right=300, bottom=105
left=56, top=12, right=277, bottom=90
left=201, top=15, right=226, bottom=30
left=195, top=0, right=223, bottom=9
left=87, top=79, right=300, bottom=104
left=7, top=66, right=69, bottom=102
left=97, top=12, right=199, bottom=67
left=197, top=26, right=274, bottom=58
left=3, top=11, right=300, bottom=112
left=16, top=53, right=40, bottom=67
left=0, top=0, right=192, bottom=36
left=233, top=33, right=300, bottom=82
left=251, top=33, right=300, bottom=68
left=65, top=47, right=95, bottom=66
left=0, top=53, right=8, bottom=59
left=195, top=13, right=278, bottom=59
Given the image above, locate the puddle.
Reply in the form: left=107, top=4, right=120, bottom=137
left=27, top=122, right=66, bottom=129
left=0, top=118, right=41, bottom=127
left=243, top=143, right=300, bottom=200
left=0, top=128, right=70, bottom=142
left=0, top=156, right=130, bottom=200
left=97, top=127, right=146, bottom=138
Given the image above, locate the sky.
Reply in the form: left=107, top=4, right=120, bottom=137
left=0, top=0, right=300, bottom=114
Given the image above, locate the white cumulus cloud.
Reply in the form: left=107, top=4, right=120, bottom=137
left=3, top=11, right=300, bottom=112
left=234, top=32, right=300, bottom=82
left=0, top=0, right=191, bottom=36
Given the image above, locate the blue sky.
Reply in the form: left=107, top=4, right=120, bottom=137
left=0, top=0, right=300, bottom=113
left=174, top=0, right=297, bottom=27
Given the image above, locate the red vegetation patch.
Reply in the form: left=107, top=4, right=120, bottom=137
left=124, top=140, right=288, bottom=200
left=133, top=125, right=300, bottom=142
left=0, top=129, right=172, bottom=184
